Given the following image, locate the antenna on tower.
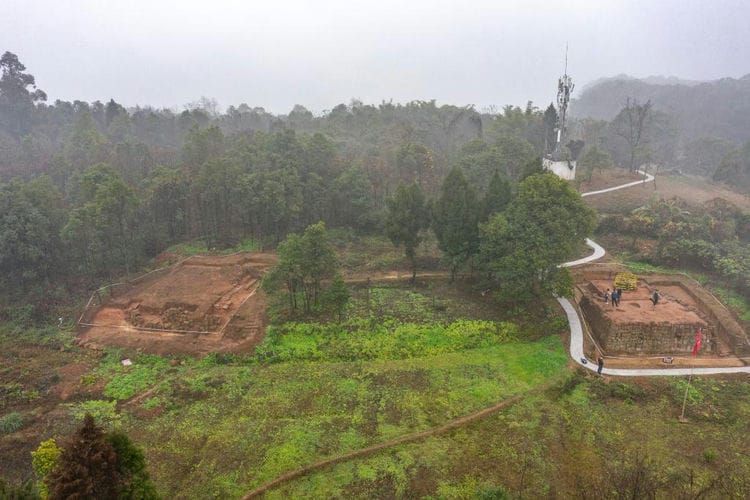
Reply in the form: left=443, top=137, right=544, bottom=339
left=555, top=43, right=574, bottom=156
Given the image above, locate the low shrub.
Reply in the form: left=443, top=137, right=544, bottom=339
left=0, top=412, right=24, bottom=434
left=614, top=272, right=638, bottom=291
left=256, top=318, right=519, bottom=362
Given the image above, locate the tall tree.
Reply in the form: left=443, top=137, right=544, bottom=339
left=0, top=176, right=65, bottom=293
left=611, top=98, right=653, bottom=172
left=323, top=272, right=350, bottom=321
left=46, top=415, right=120, bottom=499
left=331, top=164, right=378, bottom=233
left=396, top=142, right=433, bottom=187
left=62, top=164, right=139, bottom=277
left=264, top=233, right=305, bottom=313
left=0, top=52, right=46, bottom=137
left=542, top=103, right=558, bottom=154
left=194, top=158, right=244, bottom=248
left=263, top=222, right=337, bottom=314
left=479, top=173, right=596, bottom=303
left=181, top=125, right=224, bottom=170
left=578, top=145, right=614, bottom=181
left=106, top=430, right=159, bottom=499
left=385, top=182, right=430, bottom=280
left=143, top=167, right=190, bottom=251
left=300, top=222, right=337, bottom=311
left=433, top=167, right=480, bottom=280
left=481, top=170, right=512, bottom=220
left=63, top=111, right=107, bottom=172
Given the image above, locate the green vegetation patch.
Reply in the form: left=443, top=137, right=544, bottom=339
left=131, top=336, right=567, bottom=498
left=712, top=287, right=750, bottom=322
left=166, top=237, right=258, bottom=256
left=270, top=375, right=750, bottom=499
left=99, top=354, right=173, bottom=400
left=0, top=412, right=24, bottom=434
left=256, top=319, right=519, bottom=362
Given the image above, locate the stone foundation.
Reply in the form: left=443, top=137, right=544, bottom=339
left=573, top=268, right=749, bottom=356
left=580, top=295, right=713, bottom=355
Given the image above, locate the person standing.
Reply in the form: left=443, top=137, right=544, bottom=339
left=651, top=289, right=660, bottom=307
left=597, top=356, right=604, bottom=375
left=604, top=289, right=610, bottom=304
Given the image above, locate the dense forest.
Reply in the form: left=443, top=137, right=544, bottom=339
left=572, top=74, right=750, bottom=186
left=1, top=51, right=748, bottom=320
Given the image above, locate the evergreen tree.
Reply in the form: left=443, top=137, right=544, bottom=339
left=433, top=167, right=480, bottom=280
left=542, top=103, right=558, bottom=154
left=481, top=170, right=512, bottom=220
left=107, top=430, right=159, bottom=499
left=300, top=222, right=337, bottom=312
left=385, top=182, right=430, bottom=280
left=263, top=222, right=337, bottom=315
left=0, top=51, right=47, bottom=137
left=479, top=173, right=596, bottom=303
left=46, top=415, right=120, bottom=499
left=323, top=272, right=350, bottom=321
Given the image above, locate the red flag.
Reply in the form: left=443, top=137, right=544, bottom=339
left=692, top=327, right=702, bottom=356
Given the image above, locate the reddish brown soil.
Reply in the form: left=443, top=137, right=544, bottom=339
left=588, top=279, right=706, bottom=326
left=77, top=253, right=277, bottom=356
left=578, top=263, right=749, bottom=363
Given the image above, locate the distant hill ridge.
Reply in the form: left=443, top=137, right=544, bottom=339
left=572, top=74, right=750, bottom=144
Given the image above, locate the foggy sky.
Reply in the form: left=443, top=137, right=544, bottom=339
left=4, top=0, right=749, bottom=114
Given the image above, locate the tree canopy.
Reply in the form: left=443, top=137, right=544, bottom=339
left=0, top=51, right=47, bottom=137
left=432, top=167, right=480, bottom=280
left=480, top=173, right=596, bottom=302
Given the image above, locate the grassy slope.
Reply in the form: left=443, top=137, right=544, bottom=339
left=270, top=375, right=750, bottom=499
left=128, top=337, right=566, bottom=498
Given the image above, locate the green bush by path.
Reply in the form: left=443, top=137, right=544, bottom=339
left=256, top=319, right=519, bottom=362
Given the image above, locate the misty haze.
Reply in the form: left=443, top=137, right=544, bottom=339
left=1, top=1, right=749, bottom=498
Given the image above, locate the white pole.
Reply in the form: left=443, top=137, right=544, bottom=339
left=679, top=370, right=693, bottom=422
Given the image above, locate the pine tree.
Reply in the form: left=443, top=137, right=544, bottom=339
left=433, top=167, right=480, bottom=280
left=323, top=272, right=350, bottom=321
left=385, top=183, right=430, bottom=281
left=46, top=414, right=120, bottom=499
left=481, top=170, right=512, bottom=221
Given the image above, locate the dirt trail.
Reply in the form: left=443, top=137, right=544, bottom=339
left=241, top=386, right=546, bottom=499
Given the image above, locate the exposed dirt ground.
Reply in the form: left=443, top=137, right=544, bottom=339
left=77, top=253, right=277, bottom=356
left=588, top=279, right=706, bottom=326
left=577, top=262, right=749, bottom=365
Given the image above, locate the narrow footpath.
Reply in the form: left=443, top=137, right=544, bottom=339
left=562, top=170, right=750, bottom=376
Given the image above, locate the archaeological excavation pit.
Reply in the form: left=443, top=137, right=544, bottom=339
left=77, top=253, right=277, bottom=356
left=576, top=269, right=749, bottom=359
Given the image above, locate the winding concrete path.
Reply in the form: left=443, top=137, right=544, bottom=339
left=561, top=170, right=750, bottom=376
